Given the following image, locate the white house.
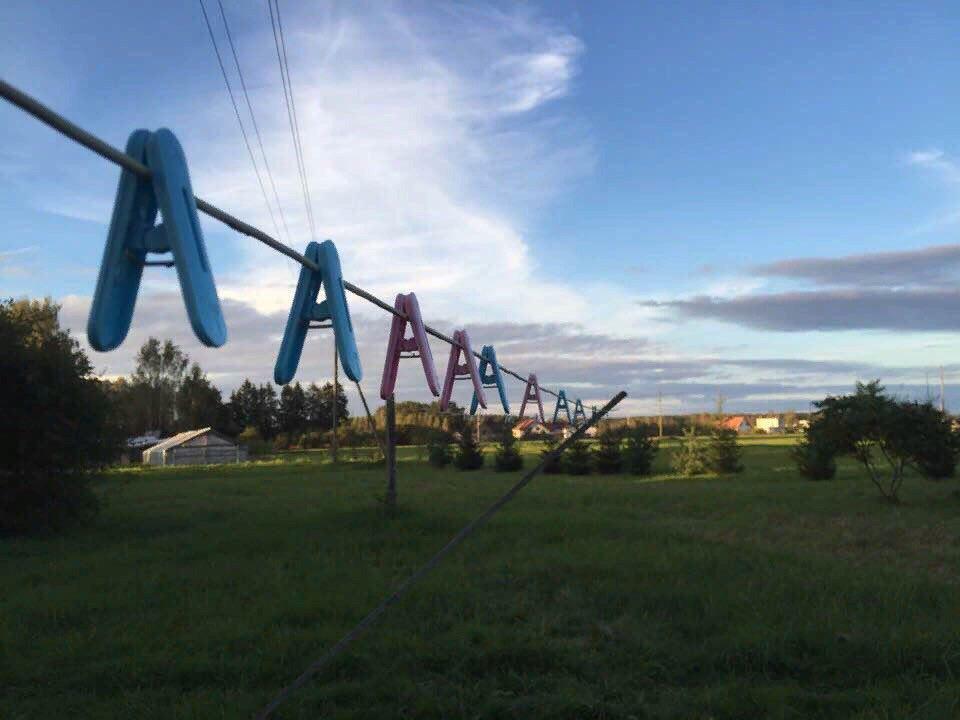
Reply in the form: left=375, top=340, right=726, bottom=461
left=143, top=428, right=246, bottom=466
left=755, top=416, right=783, bottom=433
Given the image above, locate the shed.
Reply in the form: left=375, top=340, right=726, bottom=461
left=142, top=428, right=246, bottom=466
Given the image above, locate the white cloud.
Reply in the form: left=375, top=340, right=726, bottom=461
left=166, top=3, right=598, bottom=328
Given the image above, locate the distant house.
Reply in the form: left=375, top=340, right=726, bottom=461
left=142, top=428, right=246, bottom=466
left=718, top=416, right=751, bottom=433
left=562, top=424, right=598, bottom=439
left=796, top=418, right=810, bottom=430
left=512, top=418, right=557, bottom=439
left=755, top=416, right=783, bottom=433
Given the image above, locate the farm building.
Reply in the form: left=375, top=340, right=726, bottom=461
left=755, top=416, right=783, bottom=433
left=718, top=416, right=751, bottom=433
left=142, top=428, right=246, bottom=466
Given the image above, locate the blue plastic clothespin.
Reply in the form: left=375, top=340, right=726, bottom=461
left=274, top=240, right=362, bottom=385
left=470, top=344, right=510, bottom=415
left=88, top=129, right=226, bottom=351
left=572, top=398, right=587, bottom=425
left=553, top=389, right=571, bottom=424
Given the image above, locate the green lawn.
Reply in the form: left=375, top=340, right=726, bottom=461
left=3, top=439, right=960, bottom=719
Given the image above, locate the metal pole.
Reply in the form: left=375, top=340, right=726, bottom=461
left=331, top=345, right=339, bottom=464
left=385, top=395, right=397, bottom=512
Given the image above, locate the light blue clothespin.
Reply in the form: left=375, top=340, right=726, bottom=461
left=274, top=240, right=362, bottom=385
left=470, top=345, right=510, bottom=415
left=572, top=398, right=587, bottom=425
left=553, top=389, right=571, bottom=424
left=88, top=128, right=226, bottom=351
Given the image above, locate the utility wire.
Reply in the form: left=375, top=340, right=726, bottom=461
left=198, top=0, right=284, bottom=245
left=274, top=0, right=316, bottom=238
left=0, top=77, right=562, bottom=399
left=215, top=0, right=294, bottom=246
left=268, top=0, right=317, bottom=240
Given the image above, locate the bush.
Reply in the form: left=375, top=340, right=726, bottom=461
left=427, top=431, right=452, bottom=468
left=707, top=428, right=743, bottom=474
left=799, top=381, right=960, bottom=502
left=540, top=435, right=564, bottom=474
left=238, top=427, right=271, bottom=457
left=593, top=431, right=623, bottom=474
left=793, top=433, right=837, bottom=480
left=671, top=428, right=708, bottom=476
left=624, top=427, right=658, bottom=476
left=0, top=299, right=120, bottom=535
left=454, top=429, right=484, bottom=471
left=494, top=428, right=524, bottom=472
left=564, top=440, right=592, bottom=475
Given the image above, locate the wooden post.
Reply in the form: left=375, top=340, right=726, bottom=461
left=385, top=394, right=397, bottom=512
left=331, top=345, right=339, bottom=464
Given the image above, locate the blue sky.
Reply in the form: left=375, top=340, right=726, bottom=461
left=3, top=1, right=960, bottom=416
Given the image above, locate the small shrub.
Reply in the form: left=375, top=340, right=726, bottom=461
left=671, top=428, right=708, bottom=476
left=454, top=429, right=484, bottom=471
left=793, top=434, right=836, bottom=480
left=593, top=431, right=623, bottom=474
left=540, top=435, right=564, bottom=474
left=494, top=429, right=524, bottom=472
left=564, top=440, right=592, bottom=475
left=624, top=427, right=658, bottom=476
left=427, top=431, right=452, bottom=468
left=707, top=428, right=743, bottom=474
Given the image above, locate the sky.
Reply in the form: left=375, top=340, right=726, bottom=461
left=2, top=1, right=960, bottom=417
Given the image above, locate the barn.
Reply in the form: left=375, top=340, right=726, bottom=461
left=142, top=428, right=246, bottom=467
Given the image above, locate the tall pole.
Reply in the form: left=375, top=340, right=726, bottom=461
left=385, top=394, right=397, bottom=513
left=331, top=345, right=339, bottom=464
left=657, top=390, right=664, bottom=439
left=941, top=366, right=946, bottom=414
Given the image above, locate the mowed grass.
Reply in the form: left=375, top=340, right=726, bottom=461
left=3, top=439, right=960, bottom=719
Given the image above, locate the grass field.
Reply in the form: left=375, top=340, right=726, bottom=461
left=3, top=438, right=960, bottom=719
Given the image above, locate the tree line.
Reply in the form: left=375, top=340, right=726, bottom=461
left=104, top=337, right=349, bottom=443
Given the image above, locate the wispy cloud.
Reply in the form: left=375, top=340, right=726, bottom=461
left=752, top=243, right=960, bottom=288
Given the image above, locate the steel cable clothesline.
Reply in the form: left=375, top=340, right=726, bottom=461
left=0, top=78, right=562, bottom=400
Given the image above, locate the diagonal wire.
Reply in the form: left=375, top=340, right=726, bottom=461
left=254, top=390, right=627, bottom=718
left=268, top=0, right=317, bottom=240
left=0, top=77, right=564, bottom=399
left=198, top=0, right=284, bottom=245
left=216, top=0, right=294, bottom=246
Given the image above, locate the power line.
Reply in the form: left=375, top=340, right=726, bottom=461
left=215, top=0, right=294, bottom=246
left=0, top=78, right=564, bottom=398
left=197, top=0, right=284, bottom=245
left=268, top=0, right=317, bottom=240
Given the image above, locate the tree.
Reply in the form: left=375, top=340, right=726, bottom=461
left=671, top=427, right=708, bottom=476
left=564, top=440, right=592, bottom=475
left=278, top=382, right=308, bottom=440
left=593, top=430, right=623, bottom=474
left=130, top=338, right=188, bottom=436
left=454, top=428, right=484, bottom=471
left=792, top=429, right=837, bottom=480
left=427, top=430, right=453, bottom=468
left=175, top=363, right=223, bottom=432
left=624, top=427, right=658, bottom=476
left=494, top=427, right=524, bottom=472
left=798, top=381, right=959, bottom=503
left=0, top=298, right=120, bottom=534
left=256, top=383, right=279, bottom=439
left=540, top=435, right=564, bottom=474
left=707, top=428, right=743, bottom=474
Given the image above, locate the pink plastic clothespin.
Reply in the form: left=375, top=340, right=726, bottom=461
left=519, top=373, right=545, bottom=422
left=439, top=329, right=486, bottom=411
left=380, top=292, right=439, bottom=399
